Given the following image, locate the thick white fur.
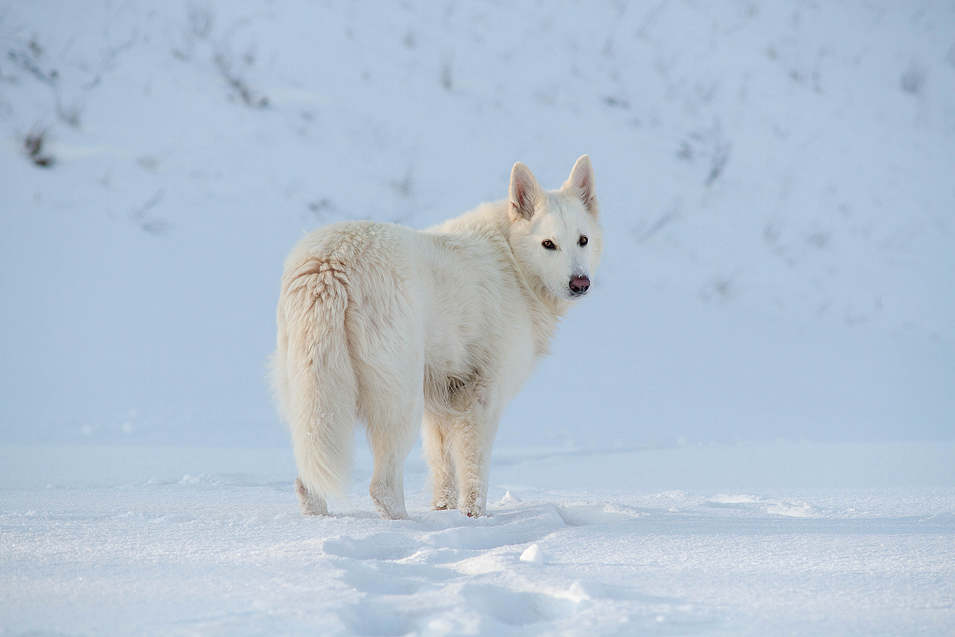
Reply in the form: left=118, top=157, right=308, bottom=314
left=271, top=156, right=602, bottom=519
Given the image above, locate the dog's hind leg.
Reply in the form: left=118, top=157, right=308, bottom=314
left=363, top=394, right=422, bottom=520
left=355, top=341, right=424, bottom=520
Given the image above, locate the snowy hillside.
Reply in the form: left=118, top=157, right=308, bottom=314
left=1, top=0, right=953, bottom=447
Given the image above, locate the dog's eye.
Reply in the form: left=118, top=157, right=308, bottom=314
left=578, top=235, right=588, bottom=247
left=541, top=240, right=557, bottom=250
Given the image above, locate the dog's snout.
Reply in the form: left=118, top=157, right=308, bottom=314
left=569, top=275, right=590, bottom=296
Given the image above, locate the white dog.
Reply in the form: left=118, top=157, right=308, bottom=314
left=271, top=156, right=602, bottom=519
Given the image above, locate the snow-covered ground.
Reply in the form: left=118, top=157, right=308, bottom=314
left=2, top=442, right=954, bottom=636
left=1, top=1, right=954, bottom=634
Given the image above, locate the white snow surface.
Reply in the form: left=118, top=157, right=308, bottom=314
left=1, top=1, right=954, bottom=634
left=2, top=442, right=954, bottom=636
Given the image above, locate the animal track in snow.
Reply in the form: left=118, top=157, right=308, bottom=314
left=555, top=502, right=644, bottom=526
left=323, top=532, right=419, bottom=561
left=318, top=497, right=675, bottom=634
left=337, top=560, right=427, bottom=595
left=461, top=583, right=577, bottom=626
left=339, top=599, right=419, bottom=637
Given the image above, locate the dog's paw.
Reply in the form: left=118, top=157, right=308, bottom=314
left=370, top=482, right=409, bottom=520
left=295, top=477, right=328, bottom=516
left=460, top=502, right=486, bottom=518
left=431, top=497, right=456, bottom=511
left=458, top=489, right=488, bottom=518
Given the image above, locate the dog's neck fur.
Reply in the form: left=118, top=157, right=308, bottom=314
left=485, top=200, right=570, bottom=356
left=427, top=198, right=574, bottom=357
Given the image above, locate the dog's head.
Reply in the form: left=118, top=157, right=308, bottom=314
left=507, top=155, right=602, bottom=303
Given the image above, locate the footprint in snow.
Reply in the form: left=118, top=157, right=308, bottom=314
left=336, top=558, right=454, bottom=595
left=339, top=599, right=419, bottom=637
left=461, top=583, right=577, bottom=626
left=425, top=503, right=564, bottom=550
left=323, top=532, right=418, bottom=561
left=554, top=502, right=644, bottom=526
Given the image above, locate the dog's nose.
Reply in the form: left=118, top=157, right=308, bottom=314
left=569, top=275, right=590, bottom=296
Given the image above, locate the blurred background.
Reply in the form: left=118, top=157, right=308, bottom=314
left=1, top=0, right=952, bottom=449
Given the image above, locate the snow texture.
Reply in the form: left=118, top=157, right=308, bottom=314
left=1, top=0, right=954, bottom=634
left=2, top=443, right=954, bottom=636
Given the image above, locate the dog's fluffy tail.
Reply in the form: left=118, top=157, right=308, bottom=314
left=271, top=256, right=356, bottom=500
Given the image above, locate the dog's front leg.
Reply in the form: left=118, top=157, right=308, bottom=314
left=450, top=402, right=501, bottom=518
left=423, top=411, right=457, bottom=510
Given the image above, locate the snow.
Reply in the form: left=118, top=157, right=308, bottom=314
left=2, top=443, right=953, bottom=635
left=519, top=543, right=544, bottom=564
left=1, top=0, right=954, bottom=634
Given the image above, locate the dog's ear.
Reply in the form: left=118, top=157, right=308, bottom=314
left=509, top=162, right=542, bottom=222
left=563, top=155, right=597, bottom=216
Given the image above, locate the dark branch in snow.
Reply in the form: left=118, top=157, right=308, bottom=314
left=23, top=126, right=55, bottom=167
left=215, top=54, right=269, bottom=109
